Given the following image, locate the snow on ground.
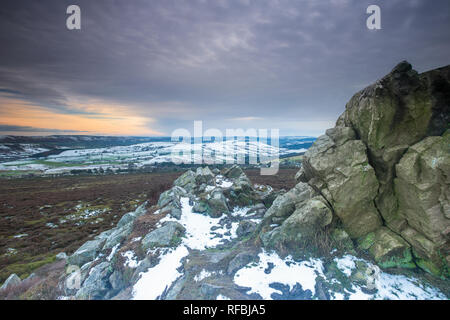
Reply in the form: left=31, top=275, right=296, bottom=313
left=133, top=197, right=245, bottom=299
left=233, top=251, right=447, bottom=300
left=159, top=197, right=240, bottom=250
left=133, top=246, right=189, bottom=300
left=233, top=250, right=324, bottom=300
left=122, top=251, right=141, bottom=268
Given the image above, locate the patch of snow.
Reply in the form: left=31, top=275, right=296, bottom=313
left=335, top=254, right=356, bottom=276
left=160, top=197, right=240, bottom=250
left=133, top=245, right=189, bottom=300
left=122, top=251, right=140, bottom=268
left=233, top=250, right=324, bottom=300
left=216, top=294, right=231, bottom=300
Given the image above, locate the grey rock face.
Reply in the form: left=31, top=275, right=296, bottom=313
left=68, top=238, right=106, bottom=266
left=141, top=221, right=186, bottom=250
left=75, top=262, right=111, bottom=299
left=102, top=223, right=134, bottom=250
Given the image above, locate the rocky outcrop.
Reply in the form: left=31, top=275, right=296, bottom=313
left=267, top=61, right=449, bottom=277
left=56, top=165, right=277, bottom=300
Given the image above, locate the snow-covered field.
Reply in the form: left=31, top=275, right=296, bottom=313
left=0, top=140, right=304, bottom=175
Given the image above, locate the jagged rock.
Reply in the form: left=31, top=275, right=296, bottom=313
left=68, top=238, right=106, bottom=266
left=206, top=189, right=229, bottom=217
left=157, top=186, right=186, bottom=208
left=338, top=61, right=449, bottom=240
left=261, top=197, right=333, bottom=251
left=102, top=223, right=134, bottom=250
left=173, top=170, right=196, bottom=192
left=0, top=273, right=21, bottom=290
left=395, top=133, right=450, bottom=244
left=236, top=220, right=257, bottom=237
left=117, top=201, right=148, bottom=228
left=141, top=221, right=186, bottom=250
left=195, top=167, right=215, bottom=185
left=223, top=165, right=244, bottom=179
left=227, top=252, right=255, bottom=275
left=263, top=182, right=315, bottom=222
left=75, top=262, right=111, bottom=299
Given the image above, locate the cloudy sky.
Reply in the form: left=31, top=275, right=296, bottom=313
left=0, top=0, right=449, bottom=136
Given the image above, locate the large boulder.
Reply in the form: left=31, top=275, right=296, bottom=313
left=289, top=62, right=450, bottom=276
left=261, top=197, right=333, bottom=253
left=263, top=182, right=314, bottom=224
left=68, top=238, right=106, bottom=267
left=141, top=221, right=186, bottom=250
left=339, top=61, right=449, bottom=228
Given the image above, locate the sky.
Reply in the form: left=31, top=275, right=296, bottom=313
left=0, top=0, right=449, bottom=137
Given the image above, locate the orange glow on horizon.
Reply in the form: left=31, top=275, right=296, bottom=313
left=0, top=97, right=164, bottom=136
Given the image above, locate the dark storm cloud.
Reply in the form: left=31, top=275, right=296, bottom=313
left=0, top=0, right=449, bottom=135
